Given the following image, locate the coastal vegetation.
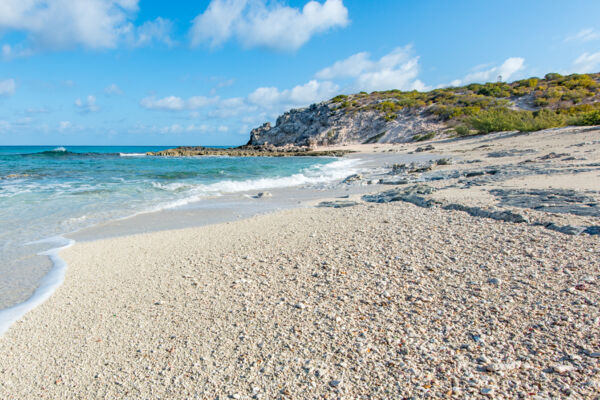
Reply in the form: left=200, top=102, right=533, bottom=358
left=332, top=72, right=600, bottom=138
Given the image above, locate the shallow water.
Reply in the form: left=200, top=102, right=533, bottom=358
left=0, top=146, right=359, bottom=311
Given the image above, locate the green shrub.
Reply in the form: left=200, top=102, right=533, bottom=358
left=413, top=131, right=436, bottom=142
left=477, top=82, right=512, bottom=98
left=331, top=95, right=348, bottom=103
left=467, top=108, right=566, bottom=134
left=545, top=73, right=562, bottom=81
left=571, top=110, right=600, bottom=126
left=454, top=125, right=472, bottom=136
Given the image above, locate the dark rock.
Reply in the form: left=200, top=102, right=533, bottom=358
left=443, top=204, right=528, bottom=223
left=465, top=171, right=485, bottom=178
left=362, top=185, right=437, bottom=208
left=487, top=149, right=536, bottom=158
left=148, top=145, right=353, bottom=157
left=415, top=144, right=435, bottom=152
left=378, top=178, right=409, bottom=185
left=408, top=165, right=433, bottom=173
left=544, top=223, right=586, bottom=236
left=317, top=200, right=358, bottom=208
left=538, top=152, right=569, bottom=160
left=490, top=188, right=600, bottom=217
left=584, top=226, right=600, bottom=235
left=342, top=174, right=362, bottom=183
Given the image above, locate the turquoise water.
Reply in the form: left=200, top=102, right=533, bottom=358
left=0, top=146, right=358, bottom=317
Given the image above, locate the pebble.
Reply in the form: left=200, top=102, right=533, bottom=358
left=481, top=387, right=494, bottom=396
left=552, top=365, right=575, bottom=374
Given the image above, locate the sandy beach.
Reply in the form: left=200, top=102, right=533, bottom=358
left=1, top=127, right=599, bottom=399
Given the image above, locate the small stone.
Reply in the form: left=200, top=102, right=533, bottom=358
left=295, top=303, right=306, bottom=310
left=255, top=192, right=272, bottom=198
left=342, top=174, right=362, bottom=183
left=480, top=387, right=493, bottom=396
left=552, top=365, right=575, bottom=374
left=488, top=278, right=501, bottom=285
left=588, top=352, right=600, bottom=358
left=329, top=379, right=341, bottom=388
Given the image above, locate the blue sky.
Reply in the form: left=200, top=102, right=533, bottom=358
left=0, top=0, right=599, bottom=145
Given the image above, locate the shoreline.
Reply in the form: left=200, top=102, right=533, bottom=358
left=0, top=151, right=440, bottom=336
left=1, top=198, right=598, bottom=398
left=0, top=126, right=599, bottom=398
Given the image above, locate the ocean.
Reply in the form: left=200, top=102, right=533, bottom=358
left=0, top=146, right=360, bottom=332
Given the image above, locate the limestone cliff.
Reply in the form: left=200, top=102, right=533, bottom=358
left=247, top=72, right=600, bottom=147
left=247, top=101, right=446, bottom=147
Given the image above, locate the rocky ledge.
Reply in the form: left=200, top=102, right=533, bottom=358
left=147, top=144, right=353, bottom=157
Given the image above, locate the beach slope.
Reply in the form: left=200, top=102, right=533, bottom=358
left=0, top=200, right=598, bottom=398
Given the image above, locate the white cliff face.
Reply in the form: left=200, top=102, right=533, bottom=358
left=248, top=101, right=446, bottom=147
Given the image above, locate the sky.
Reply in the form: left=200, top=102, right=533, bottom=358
left=0, top=0, right=599, bottom=146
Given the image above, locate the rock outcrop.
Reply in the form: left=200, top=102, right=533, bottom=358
left=147, top=145, right=352, bottom=157
left=247, top=102, right=446, bottom=147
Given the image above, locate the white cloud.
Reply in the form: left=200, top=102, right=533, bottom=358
left=125, top=17, right=174, bottom=47
left=104, top=83, right=123, bottom=95
left=0, top=1, right=173, bottom=54
left=0, top=0, right=139, bottom=50
left=565, top=28, right=600, bottom=43
left=2, top=43, right=33, bottom=60
left=315, top=46, right=427, bottom=92
left=75, top=95, right=99, bottom=113
left=190, top=0, right=349, bottom=51
left=449, top=57, right=525, bottom=86
left=58, top=121, right=72, bottom=131
left=140, top=95, right=218, bottom=111
left=0, top=79, right=16, bottom=96
left=248, top=80, right=339, bottom=106
left=315, top=52, right=372, bottom=80
left=147, top=123, right=214, bottom=134
left=218, top=78, right=235, bottom=88
left=572, top=52, right=600, bottom=73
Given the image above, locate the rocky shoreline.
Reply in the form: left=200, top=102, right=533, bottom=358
left=147, top=144, right=353, bottom=157
left=319, top=126, right=600, bottom=237
left=0, top=125, right=598, bottom=399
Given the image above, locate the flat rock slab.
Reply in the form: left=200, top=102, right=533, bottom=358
left=487, top=149, right=536, bottom=158
left=317, top=200, right=359, bottom=208
left=490, top=188, right=600, bottom=217
left=362, top=185, right=436, bottom=208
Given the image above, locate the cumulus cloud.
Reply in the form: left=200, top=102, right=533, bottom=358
left=125, top=17, right=174, bottom=47
left=565, top=28, right=600, bottom=43
left=0, top=1, right=173, bottom=54
left=104, top=83, right=123, bottom=95
left=140, top=95, right=218, bottom=111
left=247, top=80, right=339, bottom=106
left=315, top=46, right=427, bottom=92
left=75, top=95, right=99, bottom=113
left=0, top=79, right=16, bottom=96
left=572, top=52, right=600, bottom=73
left=190, top=0, right=349, bottom=51
left=0, top=0, right=138, bottom=50
left=448, top=57, right=525, bottom=87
